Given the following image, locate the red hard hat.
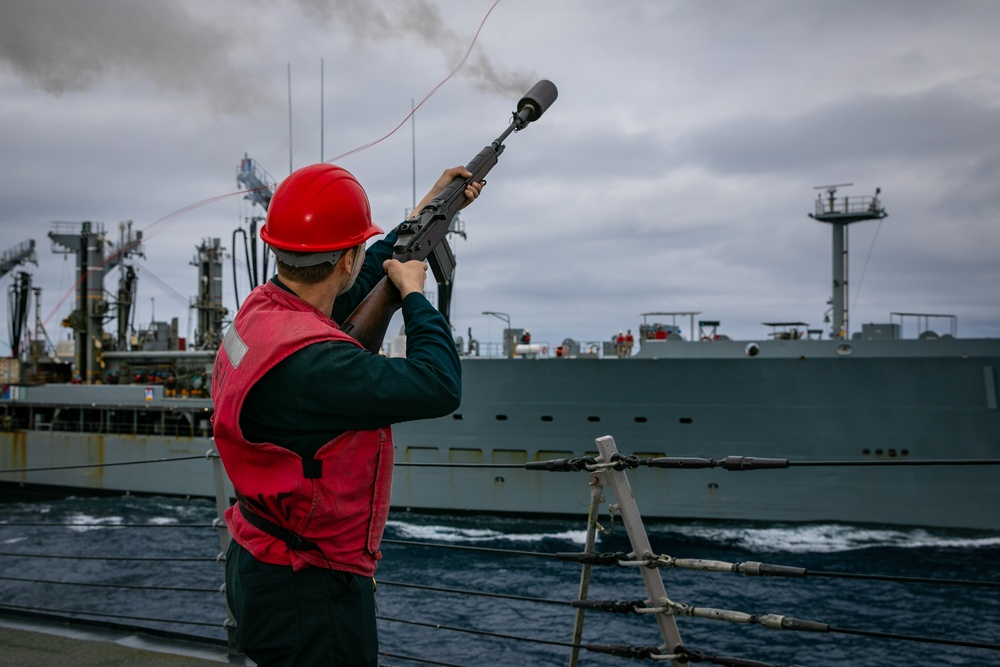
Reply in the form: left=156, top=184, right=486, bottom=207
left=260, top=164, right=383, bottom=253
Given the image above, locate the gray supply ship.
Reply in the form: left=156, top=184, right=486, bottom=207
left=1, top=184, right=998, bottom=530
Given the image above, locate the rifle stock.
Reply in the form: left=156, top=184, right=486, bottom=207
left=340, top=276, right=403, bottom=354
left=341, top=80, right=558, bottom=353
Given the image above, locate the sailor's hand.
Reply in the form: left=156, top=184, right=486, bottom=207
left=410, top=166, right=483, bottom=219
left=383, top=259, right=428, bottom=297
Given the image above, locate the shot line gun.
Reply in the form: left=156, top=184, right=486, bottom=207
left=341, top=79, right=558, bottom=353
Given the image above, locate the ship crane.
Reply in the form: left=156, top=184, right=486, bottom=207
left=233, top=154, right=278, bottom=305
left=48, top=221, right=144, bottom=383
left=808, top=184, right=887, bottom=339
left=236, top=153, right=276, bottom=211
left=1, top=240, right=39, bottom=359
left=0, top=240, right=37, bottom=280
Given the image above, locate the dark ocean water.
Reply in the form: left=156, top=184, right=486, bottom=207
left=1, top=494, right=999, bottom=667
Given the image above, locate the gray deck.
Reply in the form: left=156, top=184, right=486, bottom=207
left=0, top=615, right=247, bottom=666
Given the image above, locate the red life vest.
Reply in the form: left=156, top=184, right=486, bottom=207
left=212, top=282, right=393, bottom=575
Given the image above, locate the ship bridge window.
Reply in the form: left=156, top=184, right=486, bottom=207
left=452, top=414, right=464, bottom=420
left=679, top=417, right=694, bottom=424
left=541, top=415, right=553, bottom=422
left=634, top=417, right=648, bottom=423
left=587, top=416, right=600, bottom=422
left=495, top=414, right=508, bottom=421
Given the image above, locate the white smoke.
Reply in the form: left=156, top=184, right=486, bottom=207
left=294, top=0, right=535, bottom=98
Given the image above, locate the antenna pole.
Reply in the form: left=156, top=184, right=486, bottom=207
left=320, top=59, right=325, bottom=163
left=287, top=63, right=293, bottom=174
left=411, top=98, right=416, bottom=211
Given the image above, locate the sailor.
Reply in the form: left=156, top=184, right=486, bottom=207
left=520, top=329, right=531, bottom=344
left=625, top=329, right=634, bottom=355
left=615, top=329, right=625, bottom=358
left=212, top=163, right=482, bottom=666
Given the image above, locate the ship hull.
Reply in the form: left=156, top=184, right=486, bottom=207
left=2, top=338, right=999, bottom=530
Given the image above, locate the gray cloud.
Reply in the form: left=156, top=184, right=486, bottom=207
left=0, top=0, right=270, bottom=114
left=674, top=85, right=1000, bottom=179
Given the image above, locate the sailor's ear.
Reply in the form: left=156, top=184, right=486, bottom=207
left=337, top=244, right=360, bottom=273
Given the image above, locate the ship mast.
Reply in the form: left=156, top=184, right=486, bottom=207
left=49, top=221, right=144, bottom=383
left=809, top=185, right=887, bottom=339
left=190, top=238, right=228, bottom=350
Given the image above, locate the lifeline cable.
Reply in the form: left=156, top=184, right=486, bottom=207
left=2, top=521, right=214, bottom=529
left=289, top=455, right=1000, bottom=469
left=0, top=453, right=210, bottom=474
left=0, top=574, right=215, bottom=594
left=0, top=603, right=218, bottom=628
left=592, top=553, right=1000, bottom=590
left=378, top=614, right=582, bottom=651
left=581, top=598, right=1000, bottom=652
left=378, top=651, right=469, bottom=667
left=10, top=452, right=995, bottom=476
left=641, top=455, right=1000, bottom=470
left=377, top=578, right=570, bottom=607
left=0, top=550, right=214, bottom=562
left=728, top=607, right=1000, bottom=653
left=381, top=538, right=557, bottom=559
left=392, top=539, right=1000, bottom=591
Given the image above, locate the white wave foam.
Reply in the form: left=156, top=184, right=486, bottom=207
left=657, top=523, right=1000, bottom=554
left=387, top=517, right=999, bottom=553
left=3, top=537, right=27, bottom=544
left=148, top=517, right=177, bottom=525
left=386, top=520, right=589, bottom=545
left=65, top=513, right=124, bottom=532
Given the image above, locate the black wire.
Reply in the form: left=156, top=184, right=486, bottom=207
left=231, top=227, right=245, bottom=308
left=0, top=603, right=219, bottom=628
left=394, top=462, right=524, bottom=468
left=393, top=540, right=1000, bottom=592
left=0, top=550, right=216, bottom=562
left=379, top=651, right=470, bottom=667
left=4, top=454, right=997, bottom=476
left=0, top=454, right=208, bottom=474
left=791, top=459, right=1000, bottom=467
left=807, top=568, right=1000, bottom=589
left=378, top=614, right=582, bottom=650
left=656, top=556, right=1000, bottom=590
left=381, top=538, right=557, bottom=559
left=0, top=574, right=217, bottom=594
left=828, top=624, right=1000, bottom=651
left=377, top=579, right=570, bottom=607
left=1, top=522, right=215, bottom=529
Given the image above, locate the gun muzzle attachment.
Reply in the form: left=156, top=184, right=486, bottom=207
left=517, top=80, right=558, bottom=123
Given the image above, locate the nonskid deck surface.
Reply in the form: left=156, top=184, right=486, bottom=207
left=0, top=616, right=242, bottom=666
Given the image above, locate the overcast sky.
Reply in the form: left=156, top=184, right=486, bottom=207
left=1, top=0, right=998, bottom=356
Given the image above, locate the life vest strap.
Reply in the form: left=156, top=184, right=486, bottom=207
left=237, top=502, right=322, bottom=553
